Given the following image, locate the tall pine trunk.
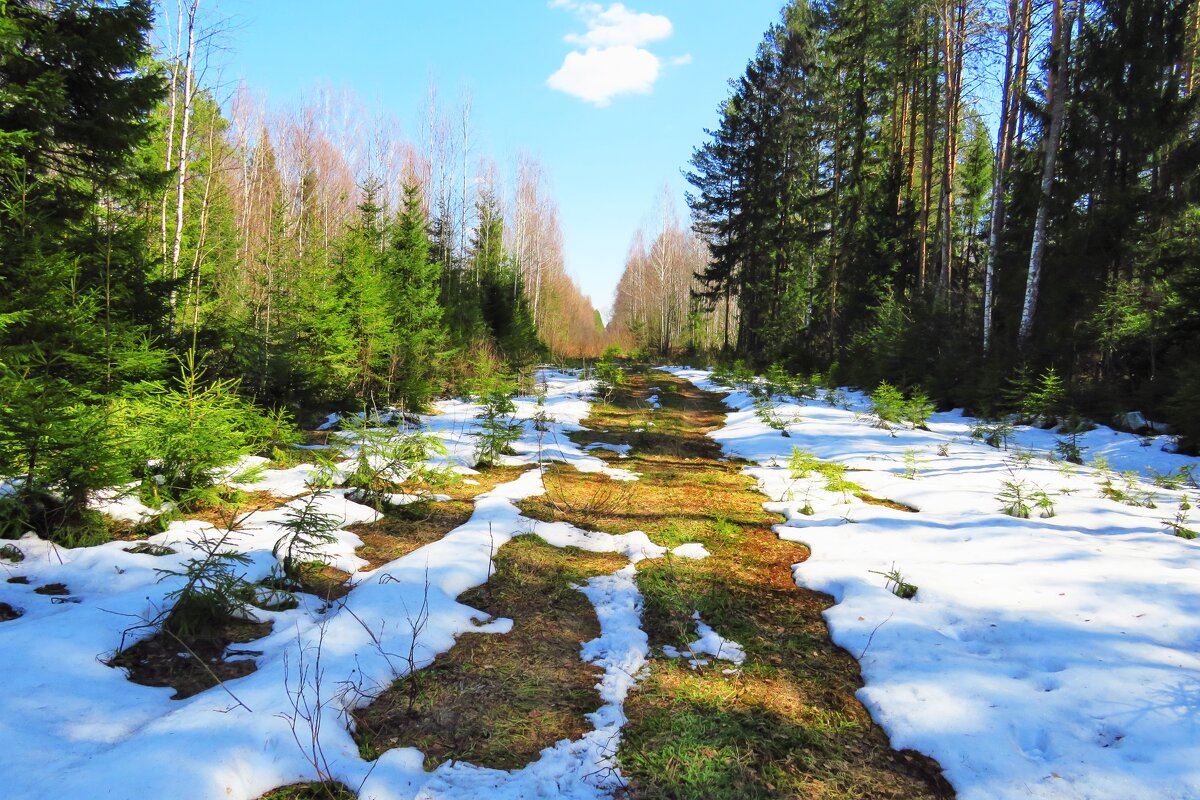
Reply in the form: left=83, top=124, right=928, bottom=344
left=983, top=0, right=1029, bottom=354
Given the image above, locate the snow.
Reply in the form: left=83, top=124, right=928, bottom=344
left=29, top=360, right=1200, bottom=799
left=662, top=611, right=745, bottom=670
left=235, top=457, right=325, bottom=497
left=0, top=369, right=708, bottom=800
left=585, top=442, right=631, bottom=458
left=686, top=612, right=746, bottom=666
left=665, top=366, right=1200, bottom=800
left=93, top=485, right=163, bottom=523
left=669, top=542, right=710, bottom=559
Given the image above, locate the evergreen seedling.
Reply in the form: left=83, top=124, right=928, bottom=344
left=1055, top=434, right=1085, bottom=464
left=901, top=449, right=924, bottom=479
left=753, top=390, right=796, bottom=434
left=709, top=363, right=734, bottom=388
left=1009, top=449, right=1037, bottom=467
left=903, top=391, right=934, bottom=429
left=340, top=414, right=449, bottom=510
left=974, top=419, right=1015, bottom=450
left=157, top=528, right=255, bottom=639
left=787, top=447, right=861, bottom=499
left=124, top=352, right=296, bottom=516
left=868, top=382, right=932, bottom=432
left=593, top=353, right=623, bottom=402
left=871, top=563, right=917, bottom=599
left=764, top=363, right=815, bottom=400
left=868, top=382, right=906, bottom=430
left=730, top=360, right=755, bottom=390
left=0, top=360, right=128, bottom=542
left=1151, top=467, right=1195, bottom=491
left=1025, top=368, right=1066, bottom=425
left=474, top=382, right=521, bottom=468
left=273, top=490, right=342, bottom=585
left=1166, top=495, right=1197, bottom=539
left=1000, top=365, right=1034, bottom=420
left=1032, top=490, right=1057, bottom=518
left=998, top=472, right=1033, bottom=518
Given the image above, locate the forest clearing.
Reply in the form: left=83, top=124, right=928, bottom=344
left=3, top=0, right=1200, bottom=797
left=1, top=364, right=1197, bottom=799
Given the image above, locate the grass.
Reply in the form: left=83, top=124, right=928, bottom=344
left=348, top=466, right=528, bottom=569
left=257, top=782, right=356, bottom=800
left=855, top=493, right=920, bottom=513
left=525, top=370, right=952, bottom=799
left=351, top=535, right=627, bottom=770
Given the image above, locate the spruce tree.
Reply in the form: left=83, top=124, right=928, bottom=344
left=0, top=0, right=165, bottom=540
left=335, top=178, right=396, bottom=405
left=385, top=182, right=447, bottom=410
left=471, top=190, right=541, bottom=365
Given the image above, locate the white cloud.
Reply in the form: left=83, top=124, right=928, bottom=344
left=563, top=2, right=672, bottom=48
left=669, top=53, right=692, bottom=66
left=548, top=2, right=676, bottom=106
left=547, top=45, right=661, bottom=107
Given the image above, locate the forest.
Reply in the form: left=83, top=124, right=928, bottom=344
left=3, top=2, right=1200, bottom=799
left=0, top=0, right=611, bottom=541
left=610, top=0, right=1200, bottom=449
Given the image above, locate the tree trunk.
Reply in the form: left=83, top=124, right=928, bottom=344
left=918, top=18, right=936, bottom=292
left=168, top=0, right=200, bottom=337
left=1017, top=0, right=1074, bottom=350
left=983, top=0, right=1030, bottom=354
left=161, top=2, right=183, bottom=276
left=938, top=0, right=966, bottom=291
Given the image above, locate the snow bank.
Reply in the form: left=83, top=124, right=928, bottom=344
left=665, top=366, right=1200, bottom=800
left=0, top=369, right=699, bottom=799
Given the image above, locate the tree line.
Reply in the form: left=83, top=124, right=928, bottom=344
left=0, top=0, right=601, bottom=540
left=612, top=0, right=1200, bottom=446
left=607, top=190, right=733, bottom=355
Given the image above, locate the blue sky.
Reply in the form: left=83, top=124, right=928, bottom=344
left=198, top=1, right=783, bottom=314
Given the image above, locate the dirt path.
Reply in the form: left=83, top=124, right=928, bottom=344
left=327, top=367, right=952, bottom=799
left=521, top=367, right=952, bottom=799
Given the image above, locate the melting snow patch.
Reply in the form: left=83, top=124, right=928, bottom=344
left=662, top=612, right=746, bottom=671
left=532, top=518, right=667, bottom=564
left=665, top=365, right=1200, bottom=800
left=670, top=542, right=710, bottom=560
left=585, top=442, right=632, bottom=459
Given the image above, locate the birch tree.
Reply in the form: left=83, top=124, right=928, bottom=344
left=1017, top=0, right=1076, bottom=350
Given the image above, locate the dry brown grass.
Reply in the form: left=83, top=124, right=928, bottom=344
left=348, top=466, right=528, bottom=569
left=524, top=369, right=952, bottom=799
left=351, top=535, right=628, bottom=770
left=856, top=492, right=920, bottom=512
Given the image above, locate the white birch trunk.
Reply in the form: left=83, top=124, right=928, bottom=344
left=1017, top=0, right=1073, bottom=349
left=168, top=0, right=200, bottom=335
